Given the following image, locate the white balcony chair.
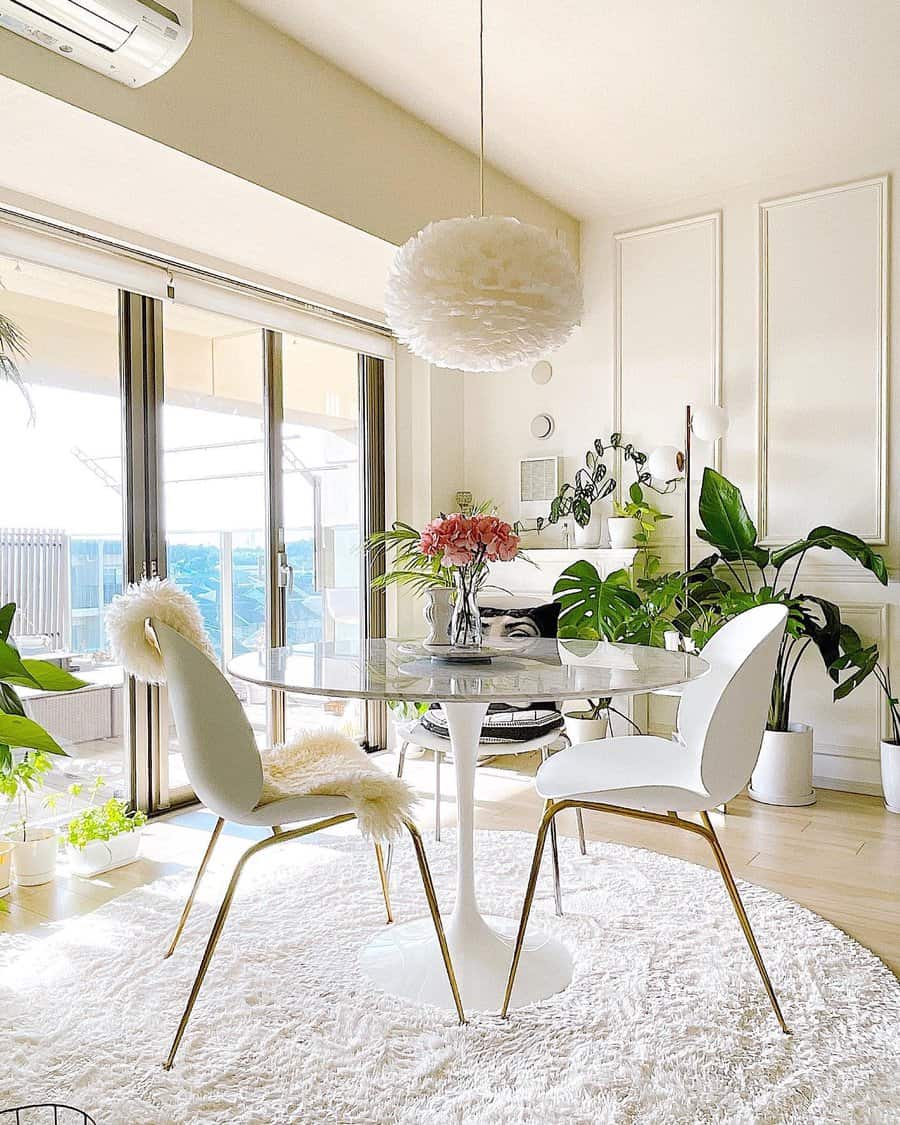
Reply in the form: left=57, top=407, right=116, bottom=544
left=389, top=714, right=578, bottom=915
left=150, top=619, right=463, bottom=1070
left=501, top=604, right=790, bottom=1032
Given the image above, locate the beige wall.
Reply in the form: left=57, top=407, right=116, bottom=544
left=0, top=0, right=578, bottom=253
left=459, top=156, right=900, bottom=795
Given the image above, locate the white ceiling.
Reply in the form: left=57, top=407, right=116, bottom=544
left=236, top=0, right=900, bottom=219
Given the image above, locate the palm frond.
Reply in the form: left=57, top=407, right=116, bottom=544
left=0, top=313, right=34, bottom=424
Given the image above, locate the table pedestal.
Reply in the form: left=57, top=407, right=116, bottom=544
left=360, top=700, right=573, bottom=1012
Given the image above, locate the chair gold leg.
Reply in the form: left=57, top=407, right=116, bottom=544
left=575, top=808, right=587, bottom=856
left=501, top=801, right=557, bottom=1018
left=164, top=816, right=225, bottom=960
left=402, top=817, right=466, bottom=1025
left=374, top=842, right=394, bottom=924
left=271, top=825, right=283, bottom=836
left=541, top=748, right=564, bottom=916
left=163, top=813, right=355, bottom=1070
left=699, top=811, right=790, bottom=1034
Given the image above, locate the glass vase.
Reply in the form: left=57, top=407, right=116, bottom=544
left=450, top=566, right=483, bottom=649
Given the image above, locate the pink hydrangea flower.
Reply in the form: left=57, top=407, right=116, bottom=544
left=418, top=512, right=519, bottom=568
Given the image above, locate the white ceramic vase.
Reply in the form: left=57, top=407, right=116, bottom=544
left=564, top=709, right=609, bottom=745
left=749, top=723, right=816, bottom=806
left=607, top=516, right=639, bottom=549
left=880, top=740, right=900, bottom=814
left=573, top=508, right=604, bottom=548
left=423, top=587, right=453, bottom=646
left=67, top=828, right=142, bottom=877
left=12, top=827, right=58, bottom=886
left=0, top=840, right=13, bottom=898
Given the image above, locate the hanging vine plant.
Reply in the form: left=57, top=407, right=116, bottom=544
left=536, top=434, right=657, bottom=530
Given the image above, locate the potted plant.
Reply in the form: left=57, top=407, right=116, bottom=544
left=537, top=435, right=655, bottom=547
left=695, top=469, right=887, bottom=806
left=0, top=601, right=86, bottom=886
left=608, top=482, right=671, bottom=556
left=830, top=633, right=900, bottom=814
left=63, top=777, right=147, bottom=877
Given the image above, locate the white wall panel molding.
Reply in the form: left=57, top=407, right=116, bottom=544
left=614, top=212, right=722, bottom=546
left=757, top=175, right=889, bottom=545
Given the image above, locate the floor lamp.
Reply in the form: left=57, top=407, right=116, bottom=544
left=648, top=403, right=729, bottom=571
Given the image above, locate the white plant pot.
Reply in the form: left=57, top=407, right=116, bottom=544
left=67, top=828, right=142, bottom=877
left=573, top=508, right=604, bottom=548
left=0, top=840, right=13, bottom=898
left=12, top=827, right=58, bottom=886
left=564, top=710, right=609, bottom=745
left=607, top=516, right=639, bottom=549
left=423, top=587, right=454, bottom=646
left=880, top=740, right=900, bottom=814
left=749, top=723, right=816, bottom=806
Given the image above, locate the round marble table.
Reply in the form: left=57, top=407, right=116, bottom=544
left=229, top=637, right=708, bottom=1014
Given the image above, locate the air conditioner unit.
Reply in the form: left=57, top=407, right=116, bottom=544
left=0, top=0, right=192, bottom=87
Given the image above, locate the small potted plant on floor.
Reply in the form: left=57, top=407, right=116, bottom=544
left=830, top=632, right=900, bottom=814
left=64, top=776, right=147, bottom=877
left=0, top=601, right=86, bottom=886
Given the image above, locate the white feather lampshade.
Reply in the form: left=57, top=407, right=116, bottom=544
left=385, top=215, right=583, bottom=373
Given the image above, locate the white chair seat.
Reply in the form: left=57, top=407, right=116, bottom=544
left=399, top=719, right=565, bottom=759
left=238, top=793, right=355, bottom=828
left=535, top=734, right=710, bottom=813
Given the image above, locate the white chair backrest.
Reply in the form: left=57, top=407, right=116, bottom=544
left=152, top=619, right=264, bottom=819
left=676, top=605, right=787, bottom=806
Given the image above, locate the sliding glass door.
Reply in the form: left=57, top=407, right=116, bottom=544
left=0, top=211, right=388, bottom=817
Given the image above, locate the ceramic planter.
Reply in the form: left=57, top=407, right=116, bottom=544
left=749, top=723, right=816, bottom=806
left=606, top=516, right=638, bottom=549
left=880, top=740, right=900, bottom=814
left=0, top=840, right=13, bottom=898
left=564, top=709, right=609, bottom=745
left=67, top=828, right=143, bottom=877
left=12, top=827, right=58, bottom=886
left=573, top=508, right=604, bottom=548
left=423, top=587, right=453, bottom=646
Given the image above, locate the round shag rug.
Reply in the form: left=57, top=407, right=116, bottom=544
left=1, top=829, right=898, bottom=1125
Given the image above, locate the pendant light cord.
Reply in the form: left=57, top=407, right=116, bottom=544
left=479, top=0, right=485, bottom=217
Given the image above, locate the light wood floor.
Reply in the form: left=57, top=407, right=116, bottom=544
left=2, top=748, right=899, bottom=978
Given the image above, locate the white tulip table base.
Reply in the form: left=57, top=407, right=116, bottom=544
left=1, top=829, right=898, bottom=1125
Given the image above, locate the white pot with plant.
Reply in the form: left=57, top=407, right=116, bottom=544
left=0, top=601, right=87, bottom=887
left=830, top=644, right=900, bottom=814
left=63, top=777, right=147, bottom=877
left=608, top=483, right=671, bottom=552
left=690, top=469, right=888, bottom=807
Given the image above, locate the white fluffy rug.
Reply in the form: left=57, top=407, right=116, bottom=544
left=1, top=829, right=898, bottom=1125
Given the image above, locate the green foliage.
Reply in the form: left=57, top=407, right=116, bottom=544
left=613, top=482, right=672, bottom=579
left=537, top=435, right=656, bottom=531
left=553, top=565, right=640, bottom=641
left=66, top=797, right=146, bottom=849
left=387, top=700, right=430, bottom=723
left=0, top=310, right=34, bottom=424
left=695, top=468, right=887, bottom=731
left=0, top=602, right=87, bottom=834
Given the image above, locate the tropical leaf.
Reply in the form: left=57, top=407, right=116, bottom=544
left=0, top=713, right=66, bottom=755
left=771, top=526, right=888, bottom=585
left=0, top=603, right=14, bottom=642
left=20, top=660, right=87, bottom=692
left=0, top=638, right=41, bottom=690
left=553, top=563, right=640, bottom=640
left=697, top=467, right=764, bottom=560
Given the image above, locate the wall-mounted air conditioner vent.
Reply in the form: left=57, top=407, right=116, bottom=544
left=0, top=0, right=192, bottom=86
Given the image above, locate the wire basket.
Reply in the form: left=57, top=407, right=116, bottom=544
left=0, top=1107, right=97, bottom=1125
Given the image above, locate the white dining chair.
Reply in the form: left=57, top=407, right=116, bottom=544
left=150, top=619, right=464, bottom=1070
left=500, top=604, right=790, bottom=1032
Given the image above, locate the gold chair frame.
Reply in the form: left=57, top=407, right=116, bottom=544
left=163, top=812, right=464, bottom=1070
left=501, top=798, right=789, bottom=1033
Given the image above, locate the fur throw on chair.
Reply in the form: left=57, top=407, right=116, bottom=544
left=260, top=731, right=414, bottom=840
left=106, top=577, right=216, bottom=683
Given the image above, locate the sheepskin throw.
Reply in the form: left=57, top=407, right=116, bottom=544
left=106, top=577, right=215, bottom=684
left=260, top=730, right=414, bottom=841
